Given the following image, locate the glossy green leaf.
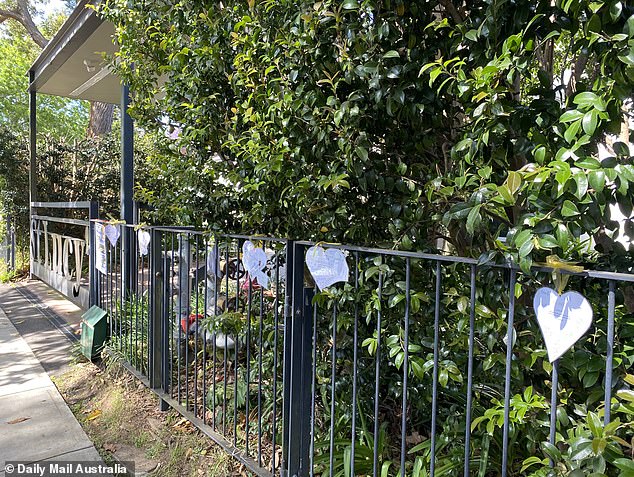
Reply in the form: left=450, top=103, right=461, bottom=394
left=589, top=170, right=606, bottom=192
left=560, top=109, right=584, bottom=122
left=582, top=110, right=598, bottom=135
left=507, top=171, right=522, bottom=195
left=574, top=172, right=589, bottom=198
left=564, top=120, right=581, bottom=143
left=561, top=200, right=580, bottom=217
left=466, top=204, right=482, bottom=235
left=573, top=91, right=605, bottom=111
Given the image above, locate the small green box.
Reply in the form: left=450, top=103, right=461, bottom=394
left=81, top=306, right=108, bottom=360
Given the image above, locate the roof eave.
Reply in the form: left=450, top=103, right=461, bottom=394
left=29, top=0, right=105, bottom=93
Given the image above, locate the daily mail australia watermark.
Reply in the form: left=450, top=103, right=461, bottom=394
left=4, top=461, right=134, bottom=476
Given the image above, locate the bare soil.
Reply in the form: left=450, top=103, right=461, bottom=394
left=53, top=352, right=249, bottom=477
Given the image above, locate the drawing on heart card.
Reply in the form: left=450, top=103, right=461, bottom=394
left=305, top=245, right=349, bottom=291
left=533, top=287, right=593, bottom=362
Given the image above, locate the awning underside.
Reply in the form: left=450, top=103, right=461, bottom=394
left=29, top=3, right=120, bottom=105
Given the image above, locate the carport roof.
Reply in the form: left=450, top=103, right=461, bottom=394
left=29, top=0, right=120, bottom=104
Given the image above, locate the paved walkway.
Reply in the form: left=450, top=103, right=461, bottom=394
left=0, top=282, right=103, bottom=475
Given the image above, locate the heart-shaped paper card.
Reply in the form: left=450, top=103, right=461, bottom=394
left=242, top=241, right=269, bottom=288
left=207, top=245, right=223, bottom=278
left=138, top=230, right=151, bottom=256
left=105, top=224, right=120, bottom=247
left=533, top=287, right=593, bottom=362
left=305, top=246, right=349, bottom=291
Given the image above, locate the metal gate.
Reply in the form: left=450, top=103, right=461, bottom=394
left=29, top=201, right=98, bottom=309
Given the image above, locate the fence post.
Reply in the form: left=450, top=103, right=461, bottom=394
left=149, top=228, right=169, bottom=411
left=29, top=214, right=35, bottom=278
left=88, top=202, right=99, bottom=307
left=282, top=242, right=314, bottom=477
left=10, top=222, right=15, bottom=271
left=5, top=215, right=11, bottom=270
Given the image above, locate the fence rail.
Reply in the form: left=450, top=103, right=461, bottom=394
left=89, top=222, right=633, bottom=477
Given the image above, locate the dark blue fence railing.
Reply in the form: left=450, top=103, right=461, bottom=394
left=91, top=222, right=634, bottom=477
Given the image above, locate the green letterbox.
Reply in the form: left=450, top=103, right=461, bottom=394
left=81, top=306, right=108, bottom=360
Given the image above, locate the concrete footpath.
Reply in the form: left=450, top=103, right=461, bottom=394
left=0, top=282, right=104, bottom=475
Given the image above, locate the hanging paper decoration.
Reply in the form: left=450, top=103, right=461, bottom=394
left=242, top=240, right=269, bottom=289
left=533, top=287, right=593, bottom=362
left=138, top=229, right=151, bottom=256
left=104, top=223, right=120, bottom=247
left=94, top=223, right=107, bottom=274
left=207, top=244, right=223, bottom=278
left=305, top=245, right=349, bottom=291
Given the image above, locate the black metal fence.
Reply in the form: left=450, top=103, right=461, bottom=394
left=91, top=222, right=634, bottom=477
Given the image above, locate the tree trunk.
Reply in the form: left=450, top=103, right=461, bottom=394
left=87, top=101, right=115, bottom=137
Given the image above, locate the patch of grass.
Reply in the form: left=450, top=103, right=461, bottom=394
left=55, top=358, right=247, bottom=476
left=0, top=268, right=16, bottom=283
left=0, top=251, right=30, bottom=282
left=69, top=342, right=90, bottom=365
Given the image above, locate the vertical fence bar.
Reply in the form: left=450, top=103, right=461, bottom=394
left=181, top=234, right=191, bottom=410
left=604, top=280, right=616, bottom=424
left=281, top=241, right=294, bottom=475
left=400, top=258, right=411, bottom=477
left=372, top=269, right=383, bottom=477
left=193, top=235, right=200, bottom=418
left=202, top=236, right=208, bottom=425
left=170, top=233, right=176, bottom=399
left=272, top=245, right=282, bottom=473
left=549, top=360, right=559, bottom=467
left=233, top=239, right=240, bottom=446
left=134, top=229, right=139, bottom=371
left=257, top=275, right=264, bottom=467
left=212, top=238, right=219, bottom=431
left=108, top=234, right=113, bottom=337
left=464, top=264, right=476, bottom=476
left=329, top=301, right=337, bottom=477
left=88, top=202, right=98, bottom=306
left=9, top=223, right=13, bottom=271
left=177, top=234, right=183, bottom=405
left=246, top=275, right=253, bottom=455
left=501, top=269, right=517, bottom=477
left=300, top=287, right=314, bottom=475
left=430, top=260, right=442, bottom=477
left=142, top=239, right=148, bottom=375
left=310, top=295, right=317, bottom=477
left=162, top=238, right=171, bottom=407
left=150, top=228, right=168, bottom=410
left=223, top=239, right=229, bottom=436
left=350, top=252, right=359, bottom=477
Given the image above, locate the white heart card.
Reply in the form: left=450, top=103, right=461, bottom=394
left=138, top=230, right=151, bottom=256
left=207, top=245, right=223, bottom=278
left=105, top=224, right=120, bottom=247
left=305, top=246, right=349, bottom=291
left=242, top=240, right=269, bottom=289
left=533, top=287, right=593, bottom=362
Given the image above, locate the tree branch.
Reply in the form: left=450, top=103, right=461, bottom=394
left=1, top=2, right=49, bottom=48
left=0, top=8, right=25, bottom=25
left=438, top=0, right=464, bottom=23
left=16, top=0, right=48, bottom=48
